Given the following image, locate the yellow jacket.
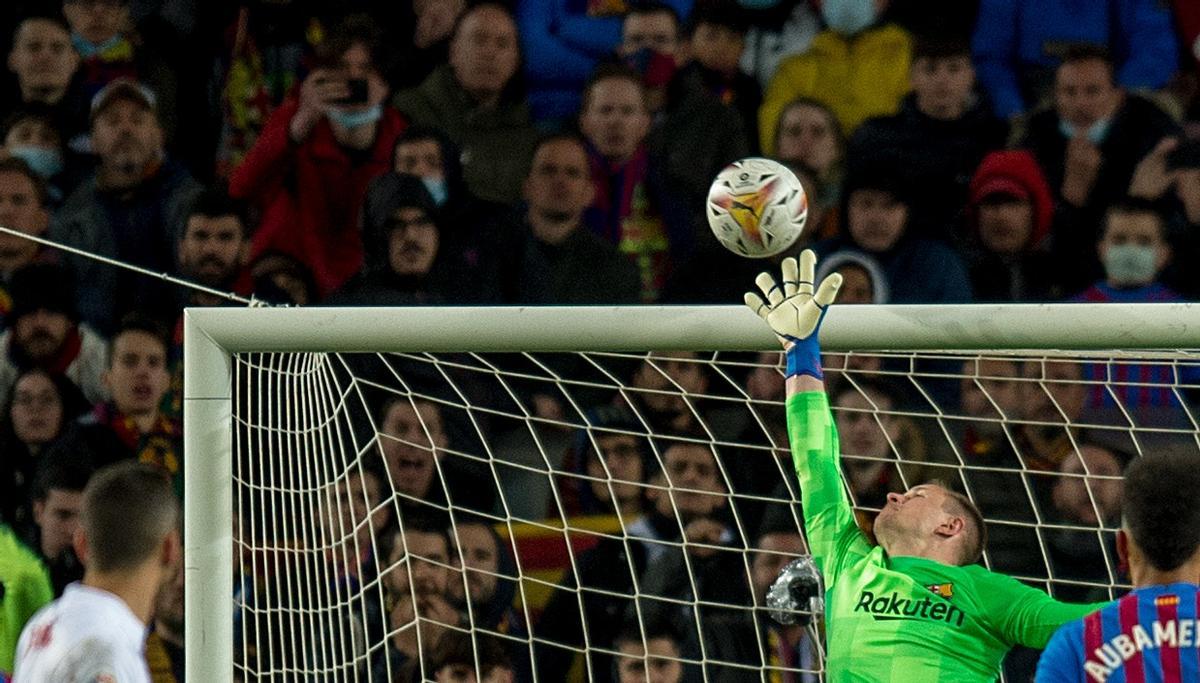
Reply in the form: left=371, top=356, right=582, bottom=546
left=759, top=24, right=913, bottom=154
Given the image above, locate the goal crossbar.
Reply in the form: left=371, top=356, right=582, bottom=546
left=183, top=303, right=1200, bottom=681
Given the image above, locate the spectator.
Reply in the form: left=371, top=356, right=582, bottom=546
left=1045, top=444, right=1124, bottom=601
left=848, top=35, right=1007, bottom=239
left=2, top=109, right=80, bottom=203
left=377, top=395, right=495, bottom=517
left=625, top=351, right=709, bottom=435
left=0, top=263, right=108, bottom=405
left=388, top=125, right=515, bottom=251
left=77, top=316, right=181, bottom=496
left=428, top=630, right=514, bottom=683
left=1070, top=200, right=1200, bottom=412
left=942, top=357, right=1042, bottom=577
left=1072, top=200, right=1178, bottom=304
left=1021, top=45, right=1179, bottom=290
left=0, top=521, right=52, bottom=678
left=619, top=4, right=747, bottom=258
left=613, top=617, right=685, bottom=683
left=0, top=158, right=52, bottom=317
left=681, top=3, right=761, bottom=151
left=559, top=414, right=648, bottom=518
left=376, top=521, right=460, bottom=681
left=814, top=249, right=889, bottom=304
left=814, top=166, right=972, bottom=303
left=773, top=99, right=844, bottom=209
left=175, top=188, right=250, bottom=309
left=395, top=3, right=537, bottom=205
left=579, top=66, right=673, bottom=301
left=15, top=462, right=180, bottom=681
left=516, top=0, right=692, bottom=121
left=28, top=455, right=92, bottom=595
left=964, top=150, right=1060, bottom=302
left=52, top=78, right=202, bottom=332
left=145, top=554, right=183, bottom=681
left=508, top=133, right=640, bottom=304
left=972, top=0, right=1179, bottom=121
left=737, top=0, right=821, bottom=88
left=1015, top=359, right=1089, bottom=474
left=447, top=518, right=519, bottom=634
left=231, top=15, right=405, bottom=299
left=536, top=436, right=730, bottom=681
left=249, top=251, right=317, bottom=306
left=332, top=173, right=490, bottom=305
left=60, top=0, right=178, bottom=141
left=2, top=16, right=83, bottom=142
left=760, top=0, right=912, bottom=148
left=0, top=368, right=89, bottom=539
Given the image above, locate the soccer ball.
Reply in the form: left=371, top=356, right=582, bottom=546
left=706, top=158, right=808, bottom=258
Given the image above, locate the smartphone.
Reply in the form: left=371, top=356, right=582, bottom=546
left=334, top=78, right=370, bottom=106
left=1167, top=139, right=1200, bottom=170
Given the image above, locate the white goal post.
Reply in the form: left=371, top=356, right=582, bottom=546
left=183, top=302, right=1200, bottom=681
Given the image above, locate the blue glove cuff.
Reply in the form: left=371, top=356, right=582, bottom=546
left=785, top=335, right=823, bottom=380
left=784, top=305, right=827, bottom=380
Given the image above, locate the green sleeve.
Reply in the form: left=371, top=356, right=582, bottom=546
left=972, top=569, right=1106, bottom=649
left=786, top=391, right=872, bottom=584
left=0, top=529, right=52, bottom=673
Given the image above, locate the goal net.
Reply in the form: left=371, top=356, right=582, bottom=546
left=183, top=304, right=1200, bottom=682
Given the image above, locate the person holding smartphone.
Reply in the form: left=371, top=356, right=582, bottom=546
left=229, top=14, right=408, bottom=299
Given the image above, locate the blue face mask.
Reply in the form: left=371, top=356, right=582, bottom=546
left=1059, top=118, right=1113, bottom=146
left=7, top=146, right=63, bottom=178
left=420, top=176, right=448, bottom=207
left=1104, top=244, right=1158, bottom=287
left=71, top=33, right=123, bottom=59
left=821, top=0, right=877, bottom=36
left=326, top=104, right=383, bottom=130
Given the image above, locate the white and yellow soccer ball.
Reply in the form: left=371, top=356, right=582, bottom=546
left=706, top=157, right=808, bottom=258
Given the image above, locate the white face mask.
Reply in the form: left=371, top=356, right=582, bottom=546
left=1103, top=244, right=1158, bottom=287
left=821, top=0, right=877, bottom=36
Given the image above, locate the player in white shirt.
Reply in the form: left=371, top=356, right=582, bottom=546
left=14, top=461, right=180, bottom=683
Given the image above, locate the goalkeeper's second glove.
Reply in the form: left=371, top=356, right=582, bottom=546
left=744, top=249, right=841, bottom=380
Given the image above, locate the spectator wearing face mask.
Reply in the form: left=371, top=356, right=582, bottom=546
left=516, top=0, right=693, bottom=122
left=59, top=0, right=178, bottom=144
left=679, top=3, right=762, bottom=152
left=759, top=0, right=912, bottom=150
left=1021, top=44, right=1179, bottom=292
left=1070, top=199, right=1200, bottom=411
left=618, top=2, right=747, bottom=256
left=230, top=15, right=406, bottom=299
left=2, top=109, right=86, bottom=204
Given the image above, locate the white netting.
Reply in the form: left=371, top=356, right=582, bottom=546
left=227, top=346, right=1200, bottom=682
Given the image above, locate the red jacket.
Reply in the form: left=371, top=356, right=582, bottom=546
left=229, top=97, right=406, bottom=295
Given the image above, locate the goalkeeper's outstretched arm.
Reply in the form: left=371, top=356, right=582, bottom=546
left=745, top=251, right=868, bottom=577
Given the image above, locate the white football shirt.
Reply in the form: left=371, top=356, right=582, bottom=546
left=13, top=583, right=150, bottom=683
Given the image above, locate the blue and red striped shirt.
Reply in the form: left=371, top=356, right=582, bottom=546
left=1037, top=583, right=1200, bottom=682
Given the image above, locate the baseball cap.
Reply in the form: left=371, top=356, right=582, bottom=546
left=89, top=78, right=157, bottom=123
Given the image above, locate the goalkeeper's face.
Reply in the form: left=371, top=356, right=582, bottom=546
left=874, top=485, right=958, bottom=553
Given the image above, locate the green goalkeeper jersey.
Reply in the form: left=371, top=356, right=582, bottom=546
left=788, top=391, right=1101, bottom=682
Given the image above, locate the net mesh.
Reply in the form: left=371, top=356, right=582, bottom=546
left=228, top=347, right=1200, bottom=682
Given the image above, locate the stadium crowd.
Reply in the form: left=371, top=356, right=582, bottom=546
left=0, top=0, right=1198, bottom=680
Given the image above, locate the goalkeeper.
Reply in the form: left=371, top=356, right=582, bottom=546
left=746, top=251, right=1102, bottom=681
